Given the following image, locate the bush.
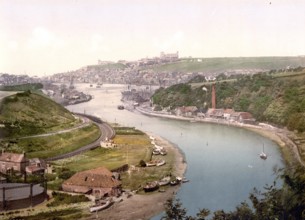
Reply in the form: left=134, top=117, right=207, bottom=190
left=139, top=160, right=147, bottom=167
left=58, top=170, right=75, bottom=180
left=47, top=192, right=89, bottom=207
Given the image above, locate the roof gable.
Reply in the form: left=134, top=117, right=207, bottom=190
left=0, top=153, right=27, bottom=163
left=63, top=167, right=121, bottom=188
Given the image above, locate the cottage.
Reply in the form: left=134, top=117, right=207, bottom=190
left=176, top=106, right=198, bottom=117
left=62, top=167, right=121, bottom=198
left=223, top=109, right=235, bottom=120
left=230, top=112, right=256, bottom=124
left=25, top=158, right=46, bottom=175
left=239, top=112, right=256, bottom=124
left=206, top=108, right=224, bottom=119
left=0, top=152, right=29, bottom=174
left=100, top=139, right=116, bottom=149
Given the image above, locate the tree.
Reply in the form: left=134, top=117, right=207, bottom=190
left=162, top=198, right=189, bottom=220
left=162, top=166, right=305, bottom=220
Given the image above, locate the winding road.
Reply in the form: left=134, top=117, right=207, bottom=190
left=43, top=115, right=115, bottom=161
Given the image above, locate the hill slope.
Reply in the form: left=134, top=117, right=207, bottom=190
left=152, top=68, right=305, bottom=132
left=0, top=91, right=78, bottom=138
left=151, top=57, right=305, bottom=73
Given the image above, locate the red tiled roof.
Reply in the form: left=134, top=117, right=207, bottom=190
left=239, top=112, right=254, bottom=119
left=63, top=167, right=121, bottom=188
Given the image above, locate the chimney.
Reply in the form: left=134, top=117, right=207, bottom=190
left=212, top=83, right=216, bottom=109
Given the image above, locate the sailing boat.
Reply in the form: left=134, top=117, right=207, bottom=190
left=259, top=143, right=268, bottom=160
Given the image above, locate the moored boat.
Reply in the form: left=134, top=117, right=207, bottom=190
left=146, top=160, right=157, bottom=167
left=117, top=105, right=124, bottom=110
left=89, top=200, right=113, bottom=213
left=182, top=177, right=190, bottom=183
left=158, top=176, right=171, bottom=186
left=156, top=159, right=166, bottom=166
left=170, top=177, right=182, bottom=186
left=143, top=181, right=159, bottom=192
left=152, top=150, right=160, bottom=155
left=259, top=143, right=268, bottom=160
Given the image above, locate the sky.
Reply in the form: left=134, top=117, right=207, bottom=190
left=1, top=0, right=305, bottom=76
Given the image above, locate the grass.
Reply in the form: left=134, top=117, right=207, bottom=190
left=54, top=132, right=152, bottom=172
left=151, top=57, right=305, bottom=73
left=9, top=123, right=101, bottom=159
left=0, top=92, right=80, bottom=138
left=52, top=128, right=178, bottom=191
left=13, top=208, right=87, bottom=220
left=47, top=191, right=90, bottom=207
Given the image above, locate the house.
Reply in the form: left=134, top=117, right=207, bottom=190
left=206, top=108, right=224, bottom=119
left=239, top=112, right=256, bottom=124
left=100, top=139, right=117, bottom=149
left=0, top=152, right=29, bottom=174
left=176, top=106, right=198, bottom=117
left=223, top=109, right=235, bottom=120
left=230, top=112, right=256, bottom=124
left=25, top=158, right=46, bottom=175
left=62, top=167, right=121, bottom=198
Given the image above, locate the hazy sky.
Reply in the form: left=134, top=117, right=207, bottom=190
left=1, top=0, right=305, bottom=76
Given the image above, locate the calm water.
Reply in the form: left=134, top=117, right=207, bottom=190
left=68, top=84, right=284, bottom=217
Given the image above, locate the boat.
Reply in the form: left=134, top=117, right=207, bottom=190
left=117, top=105, right=124, bottom=110
left=158, top=176, right=171, bottom=186
left=259, top=143, right=268, bottom=160
left=152, top=150, right=160, bottom=155
left=89, top=200, right=113, bottom=212
left=160, top=150, right=167, bottom=155
left=143, top=181, right=159, bottom=192
left=146, top=160, right=157, bottom=167
left=156, top=159, right=166, bottom=166
left=260, top=151, right=268, bottom=160
left=182, top=177, right=190, bottom=183
left=170, top=177, right=182, bottom=186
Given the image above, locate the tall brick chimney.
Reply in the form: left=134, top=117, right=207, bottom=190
left=211, top=83, right=216, bottom=109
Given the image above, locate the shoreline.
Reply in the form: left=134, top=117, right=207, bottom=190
left=86, top=133, right=187, bottom=220
left=136, top=106, right=304, bottom=167
left=96, top=103, right=303, bottom=220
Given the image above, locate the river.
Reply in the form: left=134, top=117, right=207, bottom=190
left=67, top=83, right=284, bottom=217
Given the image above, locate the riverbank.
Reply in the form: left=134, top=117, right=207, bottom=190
left=85, top=133, right=187, bottom=220
left=136, top=106, right=304, bottom=167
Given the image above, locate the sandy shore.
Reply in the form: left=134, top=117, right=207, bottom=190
left=85, top=134, right=187, bottom=220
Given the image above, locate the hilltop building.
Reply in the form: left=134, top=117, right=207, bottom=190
left=160, top=51, right=179, bottom=62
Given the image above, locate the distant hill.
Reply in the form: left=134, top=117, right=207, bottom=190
left=151, top=57, right=305, bottom=73
left=152, top=67, right=305, bottom=132
left=0, top=90, right=77, bottom=138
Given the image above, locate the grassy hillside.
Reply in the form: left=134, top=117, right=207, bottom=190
left=0, top=83, right=43, bottom=91
left=0, top=90, right=78, bottom=138
left=151, top=57, right=305, bottom=73
left=152, top=67, right=305, bottom=132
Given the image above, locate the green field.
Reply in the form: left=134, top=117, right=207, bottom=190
left=151, top=57, right=305, bottom=73
left=3, top=123, right=101, bottom=159
left=52, top=129, right=177, bottom=191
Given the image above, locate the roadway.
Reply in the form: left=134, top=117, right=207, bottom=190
left=45, top=115, right=115, bottom=161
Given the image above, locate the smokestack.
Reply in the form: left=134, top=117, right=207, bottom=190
left=212, top=83, right=216, bottom=109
